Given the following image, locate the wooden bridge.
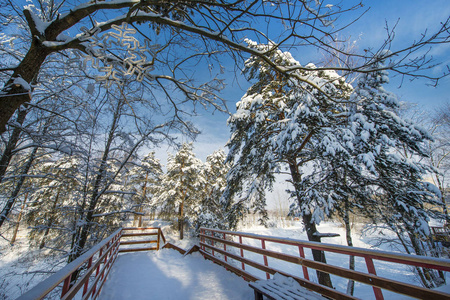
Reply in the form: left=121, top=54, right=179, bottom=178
left=16, top=227, right=450, bottom=300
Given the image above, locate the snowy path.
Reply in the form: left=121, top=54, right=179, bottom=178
left=98, top=249, right=253, bottom=300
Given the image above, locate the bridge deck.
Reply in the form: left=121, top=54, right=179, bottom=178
left=98, top=249, right=253, bottom=299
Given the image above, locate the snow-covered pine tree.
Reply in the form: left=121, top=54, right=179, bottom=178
left=127, top=152, right=163, bottom=227
left=225, top=40, right=352, bottom=288
left=195, top=149, right=230, bottom=232
left=154, top=143, right=205, bottom=239
left=26, top=155, right=81, bottom=250
left=347, top=59, right=444, bottom=287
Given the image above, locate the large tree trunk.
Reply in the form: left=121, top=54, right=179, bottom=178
left=0, top=41, right=49, bottom=133
left=0, top=107, right=28, bottom=183
left=288, top=160, right=333, bottom=288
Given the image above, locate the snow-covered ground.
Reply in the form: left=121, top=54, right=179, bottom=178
left=1, top=220, right=449, bottom=299
left=98, top=250, right=253, bottom=300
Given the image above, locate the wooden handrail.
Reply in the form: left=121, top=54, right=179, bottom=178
left=200, top=227, right=450, bottom=271
left=17, top=228, right=122, bottom=300
left=17, top=226, right=166, bottom=300
left=199, top=227, right=450, bottom=300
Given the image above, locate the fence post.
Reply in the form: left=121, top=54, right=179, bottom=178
left=261, top=239, right=270, bottom=279
left=157, top=228, right=161, bottom=250
left=239, top=235, right=245, bottom=271
left=61, top=274, right=72, bottom=298
left=82, top=257, right=93, bottom=296
left=365, top=256, right=384, bottom=300
left=223, top=232, right=227, bottom=262
left=298, top=245, right=310, bottom=280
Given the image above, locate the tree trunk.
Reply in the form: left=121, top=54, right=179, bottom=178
left=0, top=146, right=38, bottom=228
left=0, top=107, right=28, bottom=183
left=0, top=41, right=49, bottom=133
left=11, top=192, right=28, bottom=245
left=343, top=199, right=355, bottom=295
left=39, top=189, right=61, bottom=249
left=68, top=97, right=122, bottom=264
left=288, top=159, right=333, bottom=288
left=179, top=200, right=184, bottom=240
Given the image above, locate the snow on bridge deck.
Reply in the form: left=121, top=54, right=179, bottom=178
left=98, top=249, right=253, bottom=300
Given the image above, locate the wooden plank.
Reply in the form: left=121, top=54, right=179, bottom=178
left=184, top=245, right=200, bottom=256
left=201, top=234, right=302, bottom=264
left=200, top=249, right=260, bottom=282
left=121, top=232, right=158, bottom=237
left=200, top=228, right=450, bottom=271
left=118, top=247, right=158, bottom=253
left=202, top=241, right=450, bottom=300
left=162, top=243, right=186, bottom=255
left=81, top=251, right=118, bottom=300
left=120, top=240, right=157, bottom=245
left=62, top=241, right=119, bottom=300
left=89, top=252, right=118, bottom=300
left=122, top=227, right=159, bottom=230
left=301, top=257, right=450, bottom=300
left=16, top=228, right=122, bottom=300
left=201, top=243, right=357, bottom=300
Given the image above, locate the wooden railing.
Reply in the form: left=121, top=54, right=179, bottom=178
left=16, top=227, right=165, bottom=300
left=199, top=227, right=450, bottom=300
left=119, top=227, right=166, bottom=253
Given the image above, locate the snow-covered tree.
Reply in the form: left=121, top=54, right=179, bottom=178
left=225, top=41, right=353, bottom=287
left=127, top=152, right=163, bottom=227
left=194, top=149, right=231, bottom=232
left=1, top=0, right=448, bottom=133
left=427, top=103, right=450, bottom=221
left=346, top=63, right=444, bottom=287
left=155, top=143, right=205, bottom=239
left=26, top=155, right=81, bottom=249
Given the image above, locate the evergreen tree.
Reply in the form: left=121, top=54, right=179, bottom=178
left=127, top=152, right=163, bottom=227
left=347, top=62, right=444, bottom=287
left=155, top=143, right=205, bottom=239
left=225, top=41, right=352, bottom=287
left=195, top=149, right=230, bottom=232
left=26, top=155, right=81, bottom=250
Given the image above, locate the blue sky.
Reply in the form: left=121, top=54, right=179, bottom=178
left=169, top=1, right=450, bottom=164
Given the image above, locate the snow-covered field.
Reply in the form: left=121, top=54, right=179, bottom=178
left=1, top=221, right=449, bottom=299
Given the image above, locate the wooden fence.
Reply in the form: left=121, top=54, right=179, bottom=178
left=16, top=227, right=165, bottom=300
left=199, top=227, right=450, bottom=300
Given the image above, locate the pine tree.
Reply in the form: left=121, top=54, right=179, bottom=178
left=127, top=152, right=163, bottom=227
left=346, top=62, right=444, bottom=287
left=26, top=155, right=81, bottom=250
left=225, top=41, right=352, bottom=287
left=155, top=143, right=205, bottom=239
left=194, top=149, right=230, bottom=232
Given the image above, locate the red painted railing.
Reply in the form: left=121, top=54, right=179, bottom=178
left=17, top=227, right=165, bottom=300
left=199, top=227, right=450, bottom=300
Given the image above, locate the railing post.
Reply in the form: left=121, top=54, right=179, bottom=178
left=211, top=230, right=215, bottom=256
left=223, top=232, right=227, bottom=262
left=298, top=245, right=310, bottom=280
left=82, top=257, right=93, bottom=296
left=201, top=228, right=205, bottom=251
left=261, top=239, right=270, bottom=279
left=61, top=274, right=72, bottom=298
left=92, top=247, right=103, bottom=296
left=365, top=256, right=384, bottom=300
left=157, top=228, right=161, bottom=250
left=239, top=235, right=245, bottom=271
